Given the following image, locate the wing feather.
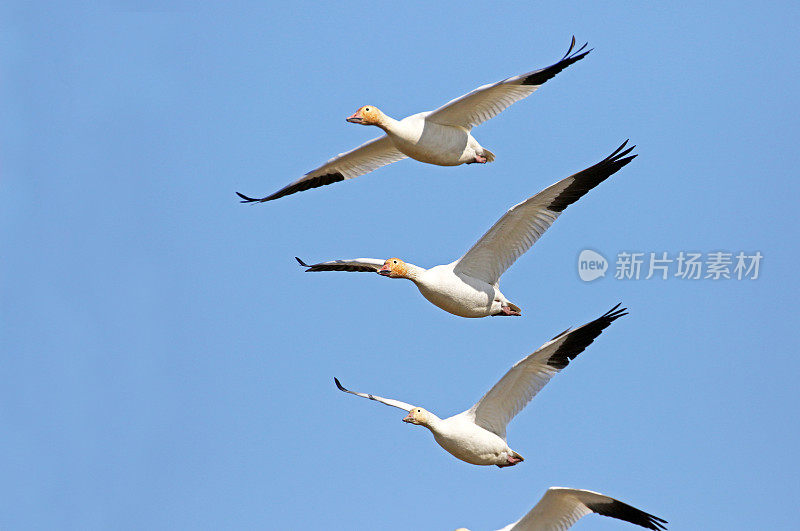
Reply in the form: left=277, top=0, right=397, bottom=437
left=504, top=487, right=667, bottom=530
left=334, top=378, right=414, bottom=412
left=464, top=305, right=627, bottom=439
left=453, top=141, right=636, bottom=285
left=295, top=257, right=385, bottom=273
left=426, top=37, right=590, bottom=129
left=237, top=136, right=406, bottom=203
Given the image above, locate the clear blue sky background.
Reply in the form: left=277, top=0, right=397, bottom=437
left=2, top=2, right=799, bottom=530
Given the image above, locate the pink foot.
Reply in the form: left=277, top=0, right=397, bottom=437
left=500, top=305, right=521, bottom=316
left=496, top=454, right=524, bottom=468
left=474, top=154, right=487, bottom=163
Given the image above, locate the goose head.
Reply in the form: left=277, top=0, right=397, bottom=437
left=402, top=407, right=431, bottom=426
left=346, top=105, right=384, bottom=126
left=378, top=258, right=409, bottom=279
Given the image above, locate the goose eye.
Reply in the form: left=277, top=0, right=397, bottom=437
left=365, top=107, right=370, bottom=111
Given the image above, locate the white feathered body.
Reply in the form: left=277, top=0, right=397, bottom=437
left=384, top=113, right=491, bottom=166
left=426, top=414, right=515, bottom=466
left=412, top=263, right=509, bottom=318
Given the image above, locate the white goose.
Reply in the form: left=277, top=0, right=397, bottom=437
left=296, top=142, right=635, bottom=318
left=238, top=37, right=590, bottom=203
left=334, top=305, right=627, bottom=467
left=456, top=487, right=667, bottom=530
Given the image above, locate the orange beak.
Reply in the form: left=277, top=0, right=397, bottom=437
left=402, top=412, right=414, bottom=423
left=378, top=265, right=391, bottom=276
left=346, top=110, right=364, bottom=123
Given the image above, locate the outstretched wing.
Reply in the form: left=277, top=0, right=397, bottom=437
left=463, top=305, right=628, bottom=439
left=425, top=37, right=590, bottom=130
left=295, top=257, right=385, bottom=273
left=502, top=487, right=667, bottom=530
left=453, top=141, right=636, bottom=286
left=334, top=378, right=414, bottom=412
left=237, top=136, right=406, bottom=203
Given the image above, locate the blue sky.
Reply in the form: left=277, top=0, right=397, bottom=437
left=2, top=2, right=799, bottom=529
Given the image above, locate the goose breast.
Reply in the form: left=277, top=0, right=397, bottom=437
left=414, top=265, right=501, bottom=318
left=387, top=114, right=477, bottom=166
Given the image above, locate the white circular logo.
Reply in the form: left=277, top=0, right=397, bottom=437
left=578, top=249, right=608, bottom=282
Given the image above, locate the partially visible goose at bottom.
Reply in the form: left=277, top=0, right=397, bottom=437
left=334, top=305, right=627, bottom=467
left=238, top=37, right=590, bottom=203
left=455, top=487, right=667, bottom=530
left=297, top=142, right=636, bottom=318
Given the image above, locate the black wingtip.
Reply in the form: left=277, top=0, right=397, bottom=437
left=236, top=191, right=266, bottom=204
left=602, top=303, right=629, bottom=321
left=521, top=36, right=591, bottom=87
left=334, top=377, right=347, bottom=392
left=294, top=257, right=315, bottom=272
left=606, top=139, right=637, bottom=162
left=563, top=35, right=577, bottom=58
left=545, top=141, right=637, bottom=213
left=588, top=497, right=668, bottom=530
left=545, top=304, right=629, bottom=370
left=562, top=35, right=591, bottom=60
left=651, top=516, right=668, bottom=530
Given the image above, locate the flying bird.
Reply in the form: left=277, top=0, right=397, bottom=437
left=455, top=487, right=667, bottom=530
left=237, top=37, right=590, bottom=203
left=296, top=142, right=636, bottom=318
left=334, top=305, right=627, bottom=467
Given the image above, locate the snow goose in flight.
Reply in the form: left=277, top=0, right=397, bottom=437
left=296, top=142, right=635, bottom=318
left=334, top=305, right=627, bottom=467
left=455, top=487, right=667, bottom=530
left=237, top=37, right=590, bottom=203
